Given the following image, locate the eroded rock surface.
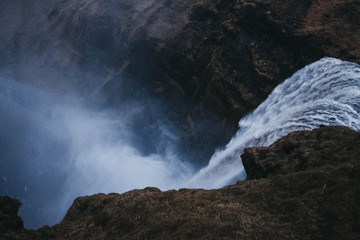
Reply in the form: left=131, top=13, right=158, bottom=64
left=1, top=126, right=359, bottom=239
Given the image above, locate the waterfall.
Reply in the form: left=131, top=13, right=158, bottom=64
left=186, top=57, right=360, bottom=188
left=1, top=57, right=359, bottom=228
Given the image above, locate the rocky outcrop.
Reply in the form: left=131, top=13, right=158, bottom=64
left=0, top=196, right=36, bottom=239
left=1, top=126, right=359, bottom=239
left=242, top=125, right=360, bottom=179
left=0, top=196, right=23, bottom=233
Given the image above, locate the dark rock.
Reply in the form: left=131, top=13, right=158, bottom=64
left=0, top=196, right=35, bottom=239
left=242, top=126, right=360, bottom=179
left=0, top=196, right=23, bottom=233
left=2, top=126, right=360, bottom=239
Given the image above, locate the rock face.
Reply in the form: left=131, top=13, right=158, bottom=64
left=1, top=126, right=360, bottom=239
left=243, top=125, right=360, bottom=179
left=0, top=196, right=36, bottom=239
left=1, top=0, right=359, bottom=120
left=1, top=0, right=360, bottom=164
left=0, top=196, right=23, bottom=233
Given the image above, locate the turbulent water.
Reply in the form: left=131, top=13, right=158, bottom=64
left=1, top=57, right=360, bottom=228
left=187, top=57, right=360, bottom=188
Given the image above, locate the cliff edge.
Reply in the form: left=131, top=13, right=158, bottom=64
left=1, top=126, right=359, bottom=239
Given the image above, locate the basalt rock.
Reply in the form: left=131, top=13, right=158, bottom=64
left=1, top=126, right=360, bottom=239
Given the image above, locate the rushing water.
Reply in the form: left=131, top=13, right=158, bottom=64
left=1, top=57, right=360, bottom=228
left=186, top=57, right=360, bottom=188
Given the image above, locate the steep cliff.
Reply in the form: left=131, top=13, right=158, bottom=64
left=1, top=0, right=360, bottom=120
left=1, top=126, right=359, bottom=239
left=1, top=0, right=360, bottom=165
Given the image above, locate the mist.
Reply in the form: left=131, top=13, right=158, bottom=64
left=2, top=57, right=360, bottom=229
left=0, top=0, right=233, bottom=229
left=0, top=78, right=193, bottom=229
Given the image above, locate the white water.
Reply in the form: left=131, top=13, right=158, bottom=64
left=186, top=57, right=360, bottom=188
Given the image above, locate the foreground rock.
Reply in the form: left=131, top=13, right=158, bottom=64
left=1, top=126, right=359, bottom=239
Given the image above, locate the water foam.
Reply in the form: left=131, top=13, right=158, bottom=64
left=186, top=57, right=360, bottom=188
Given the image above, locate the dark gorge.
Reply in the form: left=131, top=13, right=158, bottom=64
left=1, top=0, right=360, bottom=239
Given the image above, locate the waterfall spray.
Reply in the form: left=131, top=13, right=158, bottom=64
left=1, top=57, right=359, bottom=228
left=187, top=57, right=360, bottom=188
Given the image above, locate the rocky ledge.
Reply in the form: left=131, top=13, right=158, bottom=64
left=1, top=126, right=359, bottom=239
